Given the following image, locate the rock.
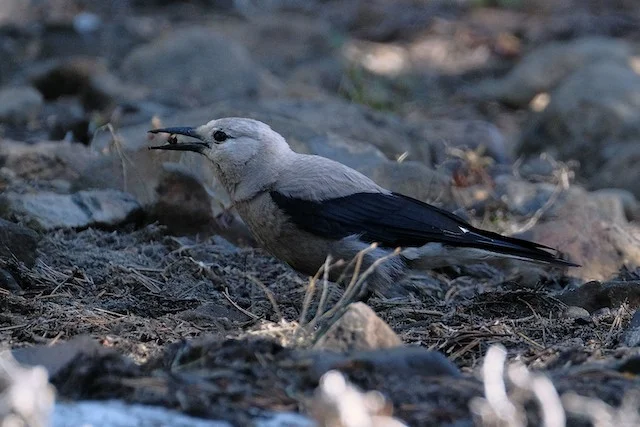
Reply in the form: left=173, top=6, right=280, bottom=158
left=420, top=119, right=511, bottom=165
left=259, top=98, right=424, bottom=162
left=150, top=163, right=253, bottom=244
left=0, top=218, right=39, bottom=267
left=590, top=145, right=640, bottom=200
left=513, top=187, right=640, bottom=281
left=0, top=351, right=54, bottom=427
left=492, top=176, right=557, bottom=217
left=309, top=346, right=460, bottom=379
left=0, top=139, right=99, bottom=183
left=470, top=37, right=631, bottom=106
left=12, top=336, right=110, bottom=377
left=300, top=133, right=388, bottom=172
left=361, top=161, right=456, bottom=207
left=216, top=13, right=336, bottom=78
left=0, top=268, right=20, bottom=292
left=558, top=280, right=640, bottom=313
left=120, top=28, right=263, bottom=107
left=594, top=189, right=640, bottom=223
left=0, top=189, right=143, bottom=231
left=622, top=310, right=640, bottom=347
left=26, top=57, right=147, bottom=112
left=314, top=302, right=402, bottom=352
left=0, top=0, right=34, bottom=27
left=562, top=306, right=591, bottom=323
left=519, top=61, right=640, bottom=180
left=52, top=401, right=243, bottom=427
left=150, top=163, right=215, bottom=235
left=0, top=86, right=43, bottom=124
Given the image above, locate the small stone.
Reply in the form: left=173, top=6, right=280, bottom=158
left=314, top=302, right=402, bottom=352
left=0, top=268, right=20, bottom=292
left=12, top=336, right=107, bottom=377
left=0, top=217, right=39, bottom=267
left=622, top=310, right=640, bottom=347
left=562, top=306, right=591, bottom=324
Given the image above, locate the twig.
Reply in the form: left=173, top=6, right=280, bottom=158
left=509, top=166, right=570, bottom=235
left=245, top=274, right=283, bottom=322
left=223, top=287, right=260, bottom=321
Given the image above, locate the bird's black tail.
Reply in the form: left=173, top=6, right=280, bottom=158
left=454, top=227, right=579, bottom=267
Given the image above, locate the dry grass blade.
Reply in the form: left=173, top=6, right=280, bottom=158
left=93, top=122, right=153, bottom=202
left=299, top=256, right=327, bottom=325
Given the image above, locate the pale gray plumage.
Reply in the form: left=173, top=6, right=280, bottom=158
left=149, top=118, right=576, bottom=295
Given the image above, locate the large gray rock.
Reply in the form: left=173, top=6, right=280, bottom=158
left=0, top=140, right=98, bottom=182
left=469, top=37, right=631, bottom=107
left=514, top=187, right=640, bottom=281
left=0, top=218, right=39, bottom=266
left=0, top=86, right=43, bottom=124
left=361, top=161, right=456, bottom=207
left=520, top=61, right=640, bottom=180
left=590, top=145, right=640, bottom=200
left=0, top=190, right=142, bottom=231
left=215, top=13, right=336, bottom=78
left=120, top=28, right=263, bottom=106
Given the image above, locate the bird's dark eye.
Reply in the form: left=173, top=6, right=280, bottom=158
left=213, top=130, right=228, bottom=142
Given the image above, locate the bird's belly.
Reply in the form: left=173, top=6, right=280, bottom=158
left=234, top=195, right=333, bottom=276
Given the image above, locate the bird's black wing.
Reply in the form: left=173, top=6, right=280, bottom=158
left=270, top=191, right=577, bottom=266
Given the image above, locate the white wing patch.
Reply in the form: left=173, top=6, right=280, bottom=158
left=459, top=226, right=469, bottom=234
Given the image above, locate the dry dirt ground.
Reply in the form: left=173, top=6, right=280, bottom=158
left=2, top=223, right=639, bottom=425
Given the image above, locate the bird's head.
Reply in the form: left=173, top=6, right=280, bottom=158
left=149, top=117, right=290, bottom=167
left=148, top=117, right=291, bottom=197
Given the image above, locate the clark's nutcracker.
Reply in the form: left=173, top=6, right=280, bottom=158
left=149, top=118, right=577, bottom=292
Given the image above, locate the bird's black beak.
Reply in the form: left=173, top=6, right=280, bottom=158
left=147, top=127, right=209, bottom=153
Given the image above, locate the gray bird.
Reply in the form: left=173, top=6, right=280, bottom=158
left=149, top=118, right=577, bottom=294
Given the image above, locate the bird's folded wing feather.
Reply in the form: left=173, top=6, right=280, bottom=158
left=270, top=190, right=577, bottom=266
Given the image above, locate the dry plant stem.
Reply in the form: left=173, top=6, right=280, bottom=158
left=341, top=247, right=401, bottom=304
left=508, top=362, right=565, bottom=427
left=334, top=244, right=378, bottom=285
left=299, top=257, right=328, bottom=325
left=93, top=122, right=152, bottom=201
left=482, top=345, right=521, bottom=425
left=245, top=274, right=283, bottom=322
left=305, top=246, right=371, bottom=330
left=316, top=258, right=332, bottom=323
left=308, top=247, right=400, bottom=331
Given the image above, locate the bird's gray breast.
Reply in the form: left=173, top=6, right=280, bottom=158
left=234, top=192, right=335, bottom=275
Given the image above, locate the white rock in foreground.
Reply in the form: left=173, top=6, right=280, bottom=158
left=52, top=400, right=315, bottom=427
